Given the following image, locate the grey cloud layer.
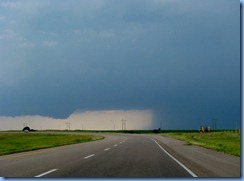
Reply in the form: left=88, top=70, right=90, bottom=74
left=0, top=0, right=240, bottom=129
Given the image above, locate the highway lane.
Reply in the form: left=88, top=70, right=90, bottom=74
left=0, top=133, right=194, bottom=178
left=46, top=134, right=194, bottom=178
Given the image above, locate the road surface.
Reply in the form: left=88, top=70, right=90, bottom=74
left=0, top=133, right=240, bottom=178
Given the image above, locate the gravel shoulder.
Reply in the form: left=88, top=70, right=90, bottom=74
left=147, top=134, right=240, bottom=177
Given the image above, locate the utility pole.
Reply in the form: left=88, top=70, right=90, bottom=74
left=235, top=120, right=239, bottom=133
left=66, top=122, right=71, bottom=131
left=212, top=119, right=217, bottom=130
left=121, top=119, right=126, bottom=130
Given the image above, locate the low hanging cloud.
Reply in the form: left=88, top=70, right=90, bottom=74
left=0, top=110, right=153, bottom=131
left=0, top=115, right=63, bottom=131
left=68, top=109, right=153, bottom=130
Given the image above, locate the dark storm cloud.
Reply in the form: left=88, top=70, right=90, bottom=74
left=0, top=0, right=240, bottom=129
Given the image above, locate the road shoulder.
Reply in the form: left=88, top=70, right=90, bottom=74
left=147, top=134, right=240, bottom=177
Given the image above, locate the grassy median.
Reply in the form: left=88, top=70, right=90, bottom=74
left=161, top=131, right=240, bottom=157
left=0, top=132, right=103, bottom=156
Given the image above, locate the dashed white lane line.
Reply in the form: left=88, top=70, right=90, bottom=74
left=84, top=154, right=95, bottom=159
left=35, top=138, right=127, bottom=177
left=35, top=169, right=58, bottom=177
left=151, top=138, right=197, bottom=178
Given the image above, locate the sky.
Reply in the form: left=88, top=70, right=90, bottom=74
left=0, top=0, right=240, bottom=130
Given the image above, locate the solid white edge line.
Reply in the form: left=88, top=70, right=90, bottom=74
left=84, top=154, right=95, bottom=159
left=151, top=138, right=198, bottom=177
left=35, top=169, right=58, bottom=177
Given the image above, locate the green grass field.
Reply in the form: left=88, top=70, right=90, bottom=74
left=161, top=131, right=240, bottom=157
left=0, top=132, right=103, bottom=156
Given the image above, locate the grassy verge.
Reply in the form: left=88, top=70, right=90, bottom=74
left=161, top=131, right=240, bottom=157
left=0, top=132, right=103, bottom=156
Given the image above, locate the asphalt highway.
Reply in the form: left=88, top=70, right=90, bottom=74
left=0, top=133, right=195, bottom=178
left=0, top=133, right=240, bottom=178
